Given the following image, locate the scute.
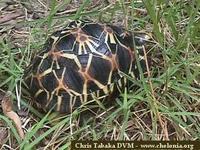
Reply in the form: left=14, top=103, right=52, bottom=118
left=23, top=20, right=145, bottom=113
left=37, top=57, right=52, bottom=74
left=62, top=67, right=84, bottom=94
left=87, top=81, right=100, bottom=93
left=56, top=34, right=76, bottom=52
left=36, top=91, right=48, bottom=106
left=29, top=77, right=40, bottom=95
left=31, top=56, right=44, bottom=74
left=43, top=30, right=62, bottom=52
left=78, top=54, right=89, bottom=68
left=82, top=23, right=104, bottom=38
left=41, top=72, right=58, bottom=93
left=56, top=56, right=80, bottom=70
left=117, top=44, right=133, bottom=73
left=96, top=43, right=112, bottom=56
left=88, top=56, right=112, bottom=86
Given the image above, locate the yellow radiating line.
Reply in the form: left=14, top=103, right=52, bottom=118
left=82, top=82, right=87, bottom=95
left=105, top=34, right=108, bottom=44
left=43, top=88, right=50, bottom=102
left=82, top=43, right=87, bottom=54
left=102, top=86, right=108, bottom=94
left=114, top=34, right=129, bottom=50
left=50, top=35, right=59, bottom=46
left=86, top=41, right=96, bottom=52
left=86, top=41, right=104, bottom=56
left=55, top=60, right=60, bottom=69
left=108, top=71, right=112, bottom=85
left=52, top=70, right=60, bottom=95
left=61, top=67, right=66, bottom=81
left=71, top=40, right=76, bottom=51
left=79, top=95, right=83, bottom=103
left=69, top=89, right=81, bottom=96
left=56, top=96, right=62, bottom=111
left=52, top=70, right=57, bottom=79
left=128, top=61, right=133, bottom=74
left=89, top=38, right=99, bottom=47
left=61, top=53, right=81, bottom=68
left=109, top=33, right=116, bottom=44
left=42, top=52, right=49, bottom=59
left=37, top=58, right=45, bottom=74
left=40, top=67, right=53, bottom=77
left=99, top=29, right=105, bottom=39
left=72, top=96, right=77, bottom=108
left=60, top=30, right=70, bottom=34
left=93, top=79, right=105, bottom=89
left=83, top=94, right=87, bottom=102
left=78, top=43, right=82, bottom=55
left=86, top=54, right=93, bottom=69
left=110, top=83, right=114, bottom=92
left=34, top=89, right=43, bottom=98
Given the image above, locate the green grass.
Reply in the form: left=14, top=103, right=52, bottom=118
left=0, top=0, right=200, bottom=149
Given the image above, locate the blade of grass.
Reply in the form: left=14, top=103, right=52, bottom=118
left=24, top=117, right=70, bottom=149
left=142, top=0, right=164, bottom=45
left=19, top=111, right=51, bottom=149
left=74, top=0, right=91, bottom=20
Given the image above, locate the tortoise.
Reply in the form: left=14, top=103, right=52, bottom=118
left=23, top=20, right=148, bottom=113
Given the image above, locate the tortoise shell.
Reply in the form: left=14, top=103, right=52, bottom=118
left=24, top=20, right=146, bottom=113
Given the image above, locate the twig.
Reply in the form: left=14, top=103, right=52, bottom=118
left=0, top=11, right=24, bottom=24
left=1, top=91, right=25, bottom=139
